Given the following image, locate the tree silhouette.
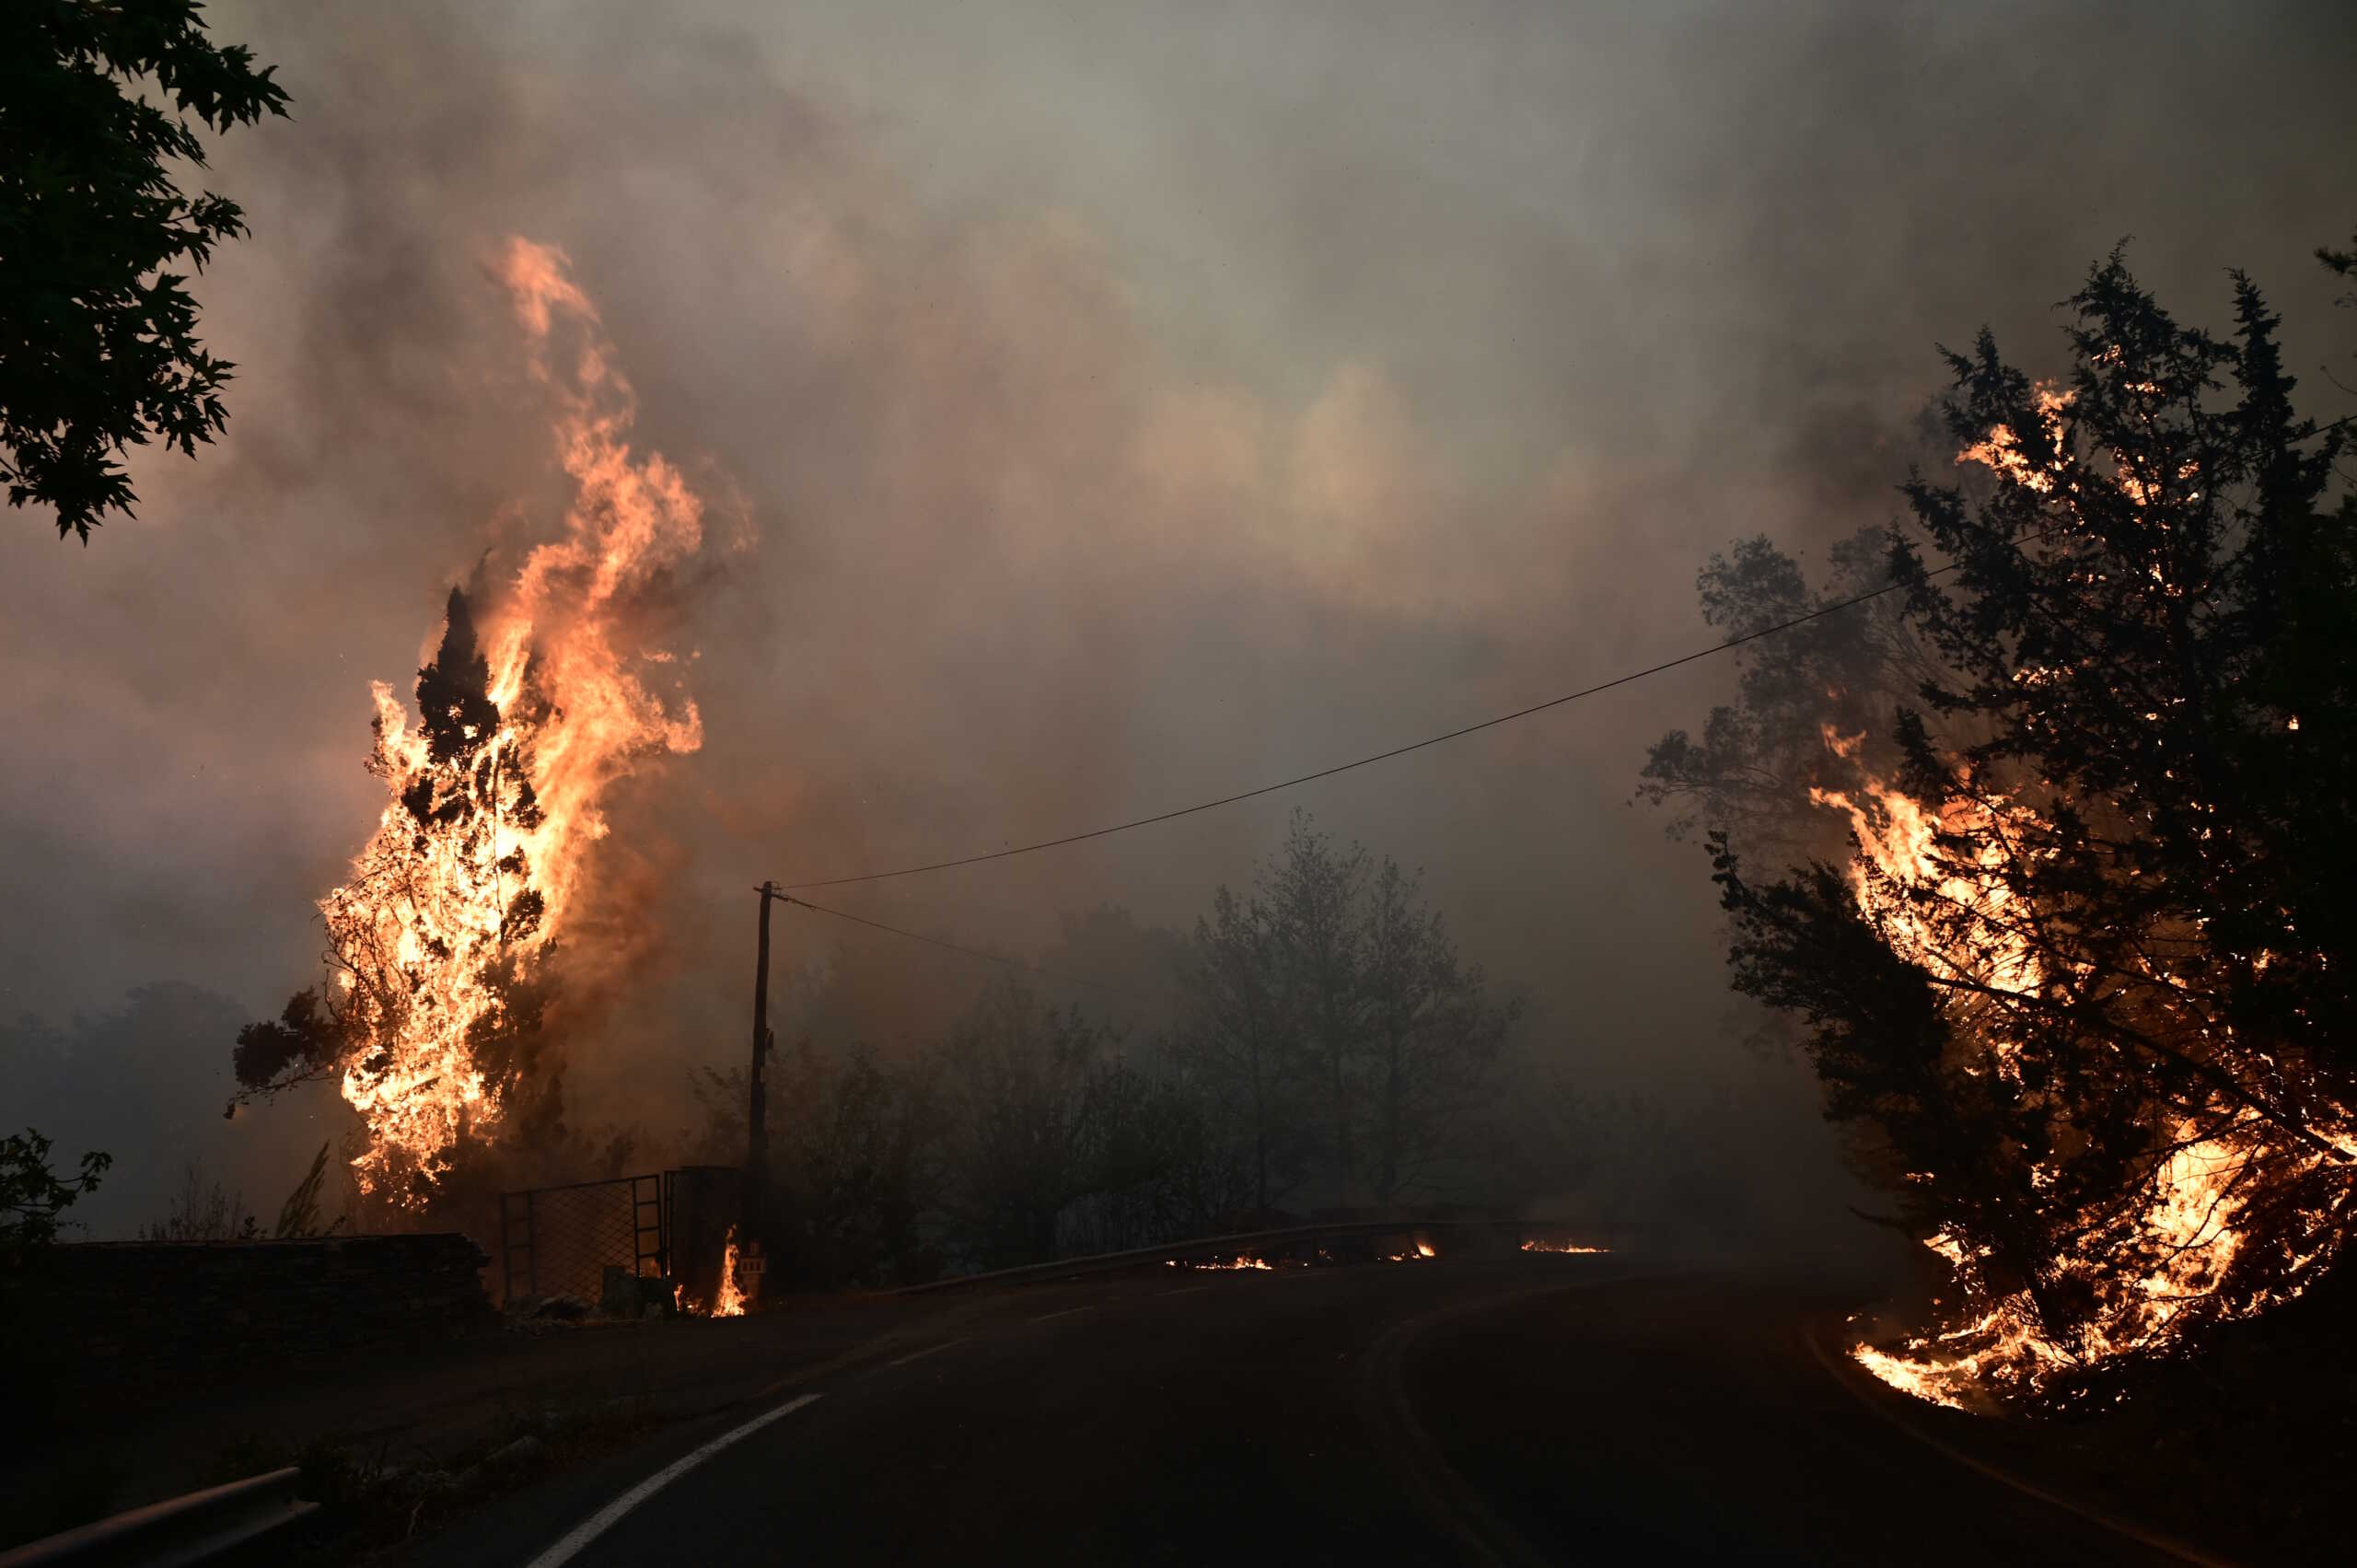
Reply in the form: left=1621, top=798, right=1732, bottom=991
left=1, top=1129, right=110, bottom=1267
left=1178, top=886, right=1306, bottom=1213
left=1262, top=811, right=1371, bottom=1199
left=1179, top=810, right=1514, bottom=1210
left=1361, top=857, right=1515, bottom=1203
left=2, top=0, right=289, bottom=540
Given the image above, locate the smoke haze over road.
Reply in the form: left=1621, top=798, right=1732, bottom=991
left=4, top=0, right=2349, bottom=1241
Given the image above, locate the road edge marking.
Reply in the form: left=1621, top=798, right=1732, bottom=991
left=886, top=1337, right=970, bottom=1368
left=1799, top=1324, right=2233, bottom=1568
left=522, top=1392, right=823, bottom=1568
left=1358, top=1271, right=1643, bottom=1568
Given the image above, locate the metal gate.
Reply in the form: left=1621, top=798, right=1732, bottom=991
left=497, top=1166, right=741, bottom=1308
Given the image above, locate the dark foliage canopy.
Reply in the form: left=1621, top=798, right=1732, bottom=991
left=1, top=0, right=287, bottom=540
left=1, top=1128, right=110, bottom=1266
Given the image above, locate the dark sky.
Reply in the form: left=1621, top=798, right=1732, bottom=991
left=4, top=0, right=2351, bottom=1235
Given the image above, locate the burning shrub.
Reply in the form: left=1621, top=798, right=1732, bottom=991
left=1671, top=246, right=2357, bottom=1400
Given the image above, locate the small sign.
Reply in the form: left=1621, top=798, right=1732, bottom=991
left=739, top=1247, right=767, bottom=1277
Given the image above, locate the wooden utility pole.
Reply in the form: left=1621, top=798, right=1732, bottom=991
left=746, top=881, right=778, bottom=1245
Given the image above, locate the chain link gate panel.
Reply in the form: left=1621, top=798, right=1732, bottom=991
left=498, top=1172, right=668, bottom=1307
left=497, top=1167, right=744, bottom=1309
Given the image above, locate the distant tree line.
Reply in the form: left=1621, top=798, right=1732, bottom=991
left=1178, top=812, right=1517, bottom=1214
left=688, top=811, right=1519, bottom=1287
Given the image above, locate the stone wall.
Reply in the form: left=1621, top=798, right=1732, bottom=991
left=17, top=1234, right=494, bottom=1391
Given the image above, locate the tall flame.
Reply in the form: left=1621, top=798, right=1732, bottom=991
left=327, top=238, right=706, bottom=1196
left=1807, top=771, right=2043, bottom=1005
left=711, top=1226, right=748, bottom=1318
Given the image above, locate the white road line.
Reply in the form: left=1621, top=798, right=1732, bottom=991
left=1028, top=1305, right=1096, bottom=1323
left=1161, top=1284, right=1212, bottom=1296
left=886, top=1336, right=970, bottom=1368
left=523, top=1393, right=823, bottom=1568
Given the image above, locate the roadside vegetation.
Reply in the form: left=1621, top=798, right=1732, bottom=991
left=1644, top=234, right=2357, bottom=1408
left=1, top=0, right=289, bottom=541
left=1, top=1127, right=110, bottom=1267
left=680, top=810, right=1529, bottom=1287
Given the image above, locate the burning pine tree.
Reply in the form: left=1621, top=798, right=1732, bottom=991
left=1676, top=249, right=2357, bottom=1404
left=233, top=239, right=708, bottom=1203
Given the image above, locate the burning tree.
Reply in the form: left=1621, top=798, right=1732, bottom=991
left=232, top=239, right=708, bottom=1204
left=1686, top=249, right=2357, bottom=1402
left=233, top=586, right=563, bottom=1198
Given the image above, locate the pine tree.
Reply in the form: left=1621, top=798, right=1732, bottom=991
left=1713, top=249, right=2356, bottom=1362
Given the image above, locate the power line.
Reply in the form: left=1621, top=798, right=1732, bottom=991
left=775, top=563, right=1932, bottom=890
left=774, top=422, right=2353, bottom=896
left=772, top=891, right=1118, bottom=994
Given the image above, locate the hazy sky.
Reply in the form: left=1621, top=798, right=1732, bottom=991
left=4, top=0, right=2350, bottom=1226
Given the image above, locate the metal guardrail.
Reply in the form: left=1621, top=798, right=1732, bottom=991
left=0, top=1467, right=316, bottom=1568
left=891, top=1216, right=1608, bottom=1295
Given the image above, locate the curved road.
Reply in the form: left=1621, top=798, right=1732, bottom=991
left=424, top=1254, right=2187, bottom=1566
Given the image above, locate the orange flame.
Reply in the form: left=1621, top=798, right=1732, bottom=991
left=1815, top=726, right=2350, bottom=1401
left=1955, top=381, right=2073, bottom=493
left=1851, top=1121, right=2297, bottom=1407
left=711, top=1226, right=748, bottom=1318
left=1805, top=777, right=2043, bottom=1005
left=327, top=238, right=707, bottom=1196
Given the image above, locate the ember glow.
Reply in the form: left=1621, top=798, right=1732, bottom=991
left=1520, top=1239, right=1608, bottom=1255
left=1849, top=1114, right=2347, bottom=1408
left=323, top=238, right=707, bottom=1197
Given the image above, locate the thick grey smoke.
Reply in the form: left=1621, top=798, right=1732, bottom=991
left=2, top=0, right=2348, bottom=1239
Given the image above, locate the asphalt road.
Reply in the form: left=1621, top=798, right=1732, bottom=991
left=422, top=1254, right=2189, bottom=1566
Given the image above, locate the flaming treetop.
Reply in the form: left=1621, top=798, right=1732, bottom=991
left=235, top=239, right=708, bottom=1199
